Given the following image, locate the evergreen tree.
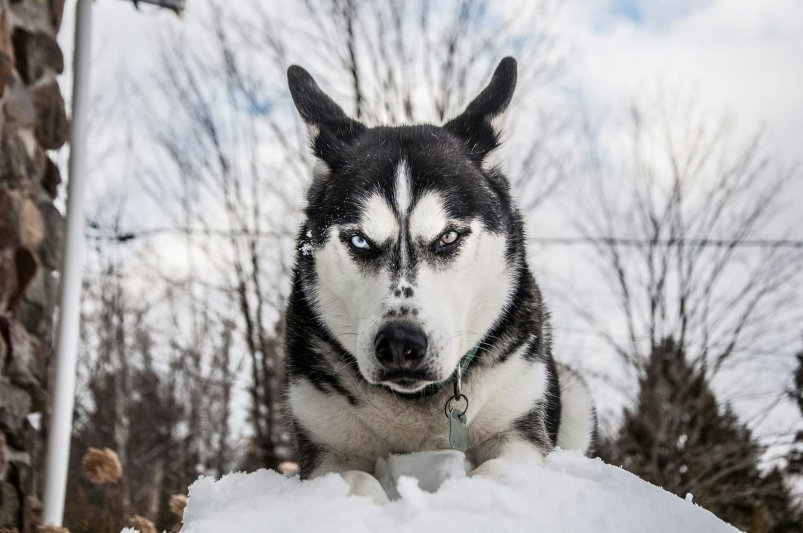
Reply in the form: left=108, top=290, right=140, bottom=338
left=787, top=347, right=803, bottom=476
left=600, top=338, right=801, bottom=532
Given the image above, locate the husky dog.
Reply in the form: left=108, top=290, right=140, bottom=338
left=284, top=57, right=595, bottom=503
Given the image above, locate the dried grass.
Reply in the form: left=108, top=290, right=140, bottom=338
left=37, top=526, right=69, bottom=533
left=168, top=494, right=187, bottom=518
left=128, top=515, right=156, bottom=533
left=81, top=447, right=122, bottom=484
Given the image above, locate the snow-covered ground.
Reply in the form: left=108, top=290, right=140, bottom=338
left=174, top=450, right=737, bottom=533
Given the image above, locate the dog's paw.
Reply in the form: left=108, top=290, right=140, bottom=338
left=471, top=454, right=545, bottom=482
left=341, top=470, right=389, bottom=505
left=471, top=458, right=513, bottom=482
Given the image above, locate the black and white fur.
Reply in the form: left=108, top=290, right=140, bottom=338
left=284, top=57, right=596, bottom=503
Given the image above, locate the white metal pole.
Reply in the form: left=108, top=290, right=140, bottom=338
left=42, top=0, right=93, bottom=526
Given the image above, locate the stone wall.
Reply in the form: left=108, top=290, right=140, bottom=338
left=0, top=0, right=66, bottom=531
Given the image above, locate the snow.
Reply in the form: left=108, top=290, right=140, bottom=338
left=299, top=242, right=314, bottom=256
left=176, top=450, right=737, bottom=533
left=375, top=449, right=471, bottom=500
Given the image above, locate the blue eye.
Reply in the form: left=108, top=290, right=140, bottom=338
left=350, top=234, right=370, bottom=250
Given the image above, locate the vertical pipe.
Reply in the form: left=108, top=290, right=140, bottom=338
left=42, top=0, right=93, bottom=526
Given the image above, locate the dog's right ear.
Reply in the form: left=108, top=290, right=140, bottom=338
left=287, top=65, right=365, bottom=165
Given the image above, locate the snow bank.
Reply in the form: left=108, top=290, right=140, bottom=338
left=178, top=450, right=737, bottom=533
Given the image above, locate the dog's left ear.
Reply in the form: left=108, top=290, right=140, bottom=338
left=287, top=65, right=366, bottom=166
left=444, top=57, right=517, bottom=162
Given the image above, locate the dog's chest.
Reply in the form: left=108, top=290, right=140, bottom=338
left=356, top=399, right=451, bottom=453
left=290, top=354, right=547, bottom=460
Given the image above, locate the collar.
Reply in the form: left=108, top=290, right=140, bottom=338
left=426, top=343, right=481, bottom=394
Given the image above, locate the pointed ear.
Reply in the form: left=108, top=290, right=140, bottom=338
left=287, top=65, right=365, bottom=165
left=444, top=57, right=517, bottom=162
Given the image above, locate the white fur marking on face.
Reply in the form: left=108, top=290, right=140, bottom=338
left=394, top=160, right=412, bottom=216
left=409, top=191, right=448, bottom=241
left=360, top=194, right=398, bottom=244
left=394, top=160, right=413, bottom=270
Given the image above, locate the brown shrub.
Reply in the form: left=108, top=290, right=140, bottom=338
left=127, top=515, right=156, bottom=533
left=81, top=447, right=122, bottom=484
left=168, top=494, right=187, bottom=518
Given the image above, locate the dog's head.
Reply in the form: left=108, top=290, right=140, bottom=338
left=289, top=58, right=521, bottom=393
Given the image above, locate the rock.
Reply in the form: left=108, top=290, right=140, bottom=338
left=0, top=337, right=6, bottom=384
left=0, top=380, right=31, bottom=432
left=0, top=188, right=19, bottom=247
left=0, top=480, right=21, bottom=529
left=7, top=459, right=32, bottom=511
left=0, top=51, right=11, bottom=94
left=0, top=7, right=12, bottom=94
left=4, top=319, right=45, bottom=388
left=3, top=413, right=35, bottom=452
left=36, top=202, right=60, bottom=269
left=8, top=248, right=38, bottom=313
left=8, top=0, right=58, bottom=35
left=3, top=76, right=37, bottom=127
left=40, top=156, right=60, bottom=198
left=50, top=0, right=66, bottom=32
left=18, top=199, right=43, bottom=248
left=31, top=79, right=67, bottom=149
left=0, top=433, right=6, bottom=476
left=15, top=265, right=55, bottom=339
left=0, top=128, right=46, bottom=188
left=0, top=3, right=12, bottom=53
left=0, top=250, right=14, bottom=310
left=11, top=27, right=63, bottom=83
left=0, top=131, right=27, bottom=188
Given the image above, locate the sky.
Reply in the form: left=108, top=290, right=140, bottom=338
left=559, top=0, right=803, bottom=166
left=56, top=0, right=803, bottom=464
left=58, top=0, right=803, bottom=224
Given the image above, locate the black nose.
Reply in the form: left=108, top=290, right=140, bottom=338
left=374, top=322, right=428, bottom=371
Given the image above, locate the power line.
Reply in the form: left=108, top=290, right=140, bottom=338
left=528, top=237, right=803, bottom=249
left=85, top=223, right=292, bottom=241
left=84, top=224, right=803, bottom=249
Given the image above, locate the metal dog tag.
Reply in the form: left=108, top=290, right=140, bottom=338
left=448, top=408, right=468, bottom=452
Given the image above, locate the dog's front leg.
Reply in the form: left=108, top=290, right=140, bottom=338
left=310, top=453, right=389, bottom=505
left=470, top=435, right=547, bottom=481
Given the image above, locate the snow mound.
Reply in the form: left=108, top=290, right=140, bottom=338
left=179, top=450, right=737, bottom=532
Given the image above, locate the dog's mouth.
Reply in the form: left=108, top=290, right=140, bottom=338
left=378, top=369, right=438, bottom=393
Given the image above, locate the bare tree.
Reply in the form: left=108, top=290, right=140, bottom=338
left=552, top=93, right=803, bottom=471
left=66, top=193, right=240, bottom=531
left=565, top=95, right=801, bottom=378
left=245, top=0, right=568, bottom=208
left=115, top=0, right=570, bottom=470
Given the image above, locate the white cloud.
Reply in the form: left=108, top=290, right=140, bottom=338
left=559, top=0, right=803, bottom=166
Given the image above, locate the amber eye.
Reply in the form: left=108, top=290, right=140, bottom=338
left=439, top=231, right=460, bottom=247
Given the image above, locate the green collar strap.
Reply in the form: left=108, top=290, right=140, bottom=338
left=428, top=343, right=481, bottom=394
